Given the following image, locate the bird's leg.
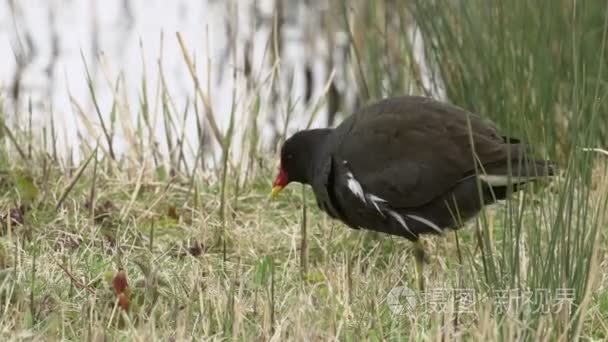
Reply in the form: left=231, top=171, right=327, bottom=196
left=413, top=239, right=427, bottom=292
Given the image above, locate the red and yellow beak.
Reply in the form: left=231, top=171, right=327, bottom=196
left=270, top=167, right=288, bottom=198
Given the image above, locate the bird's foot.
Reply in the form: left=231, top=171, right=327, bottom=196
left=413, top=239, right=430, bottom=264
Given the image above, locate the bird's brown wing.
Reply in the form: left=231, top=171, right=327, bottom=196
left=334, top=97, right=511, bottom=208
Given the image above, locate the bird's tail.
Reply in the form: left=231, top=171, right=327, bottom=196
left=484, top=157, right=556, bottom=179
left=479, top=158, right=556, bottom=201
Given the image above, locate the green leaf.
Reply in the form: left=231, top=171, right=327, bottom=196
left=253, top=256, right=273, bottom=288
left=13, top=173, right=38, bottom=203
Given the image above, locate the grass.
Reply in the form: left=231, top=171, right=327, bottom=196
left=1, top=0, right=608, bottom=340
left=0, top=149, right=605, bottom=341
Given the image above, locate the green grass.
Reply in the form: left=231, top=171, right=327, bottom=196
left=1, top=0, right=608, bottom=340
left=341, top=1, right=608, bottom=338
left=0, top=150, right=605, bottom=340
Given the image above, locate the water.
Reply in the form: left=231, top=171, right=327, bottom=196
left=0, top=0, right=442, bottom=165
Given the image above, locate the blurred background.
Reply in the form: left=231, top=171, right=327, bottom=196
left=1, top=0, right=398, bottom=165
left=1, top=0, right=607, bottom=166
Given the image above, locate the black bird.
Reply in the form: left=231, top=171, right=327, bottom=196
left=271, top=96, right=555, bottom=289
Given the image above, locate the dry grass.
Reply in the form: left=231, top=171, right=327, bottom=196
left=1, top=0, right=608, bottom=340
left=0, top=153, right=605, bottom=340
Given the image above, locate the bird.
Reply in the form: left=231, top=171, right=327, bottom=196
left=270, top=96, right=556, bottom=290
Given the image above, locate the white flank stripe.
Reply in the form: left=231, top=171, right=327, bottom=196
left=368, top=194, right=386, bottom=203
left=342, top=167, right=392, bottom=220
left=367, top=194, right=387, bottom=216
left=407, top=214, right=443, bottom=234
left=388, top=210, right=412, bottom=235
left=345, top=171, right=366, bottom=203
left=479, top=175, right=536, bottom=186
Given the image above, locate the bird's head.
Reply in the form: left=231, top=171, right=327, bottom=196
left=270, top=129, right=331, bottom=198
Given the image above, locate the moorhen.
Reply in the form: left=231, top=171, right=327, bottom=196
left=271, top=96, right=555, bottom=289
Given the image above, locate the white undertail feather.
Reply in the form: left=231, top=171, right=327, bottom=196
left=407, top=214, right=443, bottom=234
left=479, top=175, right=537, bottom=186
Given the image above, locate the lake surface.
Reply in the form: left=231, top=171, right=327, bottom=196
left=0, top=0, right=441, bottom=164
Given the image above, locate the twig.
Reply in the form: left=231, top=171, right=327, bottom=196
left=50, top=254, right=95, bottom=295
left=56, top=145, right=98, bottom=211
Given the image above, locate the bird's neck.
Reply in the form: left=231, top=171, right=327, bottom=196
left=303, top=128, right=333, bottom=184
